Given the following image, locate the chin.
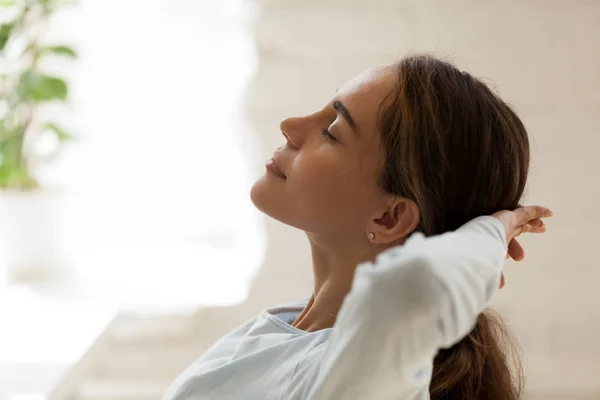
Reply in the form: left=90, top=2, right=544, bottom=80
left=250, top=175, right=300, bottom=229
left=250, top=174, right=331, bottom=233
left=250, top=175, right=283, bottom=218
left=250, top=176, right=268, bottom=213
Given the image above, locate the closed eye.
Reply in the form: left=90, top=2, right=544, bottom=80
left=322, top=128, right=337, bottom=142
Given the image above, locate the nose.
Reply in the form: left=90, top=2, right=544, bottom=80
left=279, top=116, right=304, bottom=149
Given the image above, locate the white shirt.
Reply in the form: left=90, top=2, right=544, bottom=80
left=163, top=216, right=507, bottom=400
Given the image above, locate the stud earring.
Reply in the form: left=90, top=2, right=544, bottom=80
left=368, top=233, right=375, bottom=240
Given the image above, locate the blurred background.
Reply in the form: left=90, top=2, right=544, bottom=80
left=0, top=0, right=598, bottom=399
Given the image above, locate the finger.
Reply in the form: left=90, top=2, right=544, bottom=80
left=529, top=218, right=544, bottom=228
left=514, top=206, right=553, bottom=226
left=499, top=272, right=506, bottom=289
left=520, top=221, right=547, bottom=235
left=508, top=238, right=525, bottom=261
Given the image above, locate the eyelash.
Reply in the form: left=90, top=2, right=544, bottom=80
left=322, top=128, right=337, bottom=142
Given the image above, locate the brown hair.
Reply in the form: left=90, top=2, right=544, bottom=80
left=377, top=54, right=528, bottom=400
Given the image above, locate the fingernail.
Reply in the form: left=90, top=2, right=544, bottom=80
left=545, top=209, right=554, bottom=217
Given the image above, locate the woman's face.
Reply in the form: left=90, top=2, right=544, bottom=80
left=250, top=66, right=397, bottom=237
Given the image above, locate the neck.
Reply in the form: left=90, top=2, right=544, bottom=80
left=292, top=232, right=381, bottom=332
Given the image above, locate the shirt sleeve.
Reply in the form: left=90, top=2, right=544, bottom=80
left=305, top=215, right=508, bottom=400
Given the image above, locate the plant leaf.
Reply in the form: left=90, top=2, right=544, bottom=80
left=0, top=0, right=15, bottom=7
left=42, top=122, right=74, bottom=142
left=0, top=23, right=14, bottom=51
left=0, top=164, right=38, bottom=190
left=0, top=131, right=24, bottom=169
left=25, top=0, right=44, bottom=6
left=53, top=0, right=78, bottom=7
left=42, top=45, right=77, bottom=58
left=0, top=165, right=14, bottom=188
left=18, top=70, right=68, bottom=102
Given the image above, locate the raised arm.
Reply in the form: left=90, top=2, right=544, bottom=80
left=305, top=207, right=551, bottom=400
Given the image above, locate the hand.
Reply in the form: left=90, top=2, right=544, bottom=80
left=492, top=205, right=553, bottom=288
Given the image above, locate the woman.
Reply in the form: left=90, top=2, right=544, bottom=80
left=163, top=54, right=552, bottom=400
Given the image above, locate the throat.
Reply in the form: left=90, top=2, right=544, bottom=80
left=294, top=232, right=379, bottom=332
left=291, top=278, right=353, bottom=332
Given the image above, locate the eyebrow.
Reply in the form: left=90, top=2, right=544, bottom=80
left=333, top=100, right=357, bottom=132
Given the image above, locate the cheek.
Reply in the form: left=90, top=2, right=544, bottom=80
left=250, top=150, right=380, bottom=234
left=291, top=165, right=373, bottom=229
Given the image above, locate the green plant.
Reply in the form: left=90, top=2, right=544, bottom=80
left=0, top=0, right=76, bottom=190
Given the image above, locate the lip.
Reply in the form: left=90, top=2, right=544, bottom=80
left=266, top=156, right=286, bottom=179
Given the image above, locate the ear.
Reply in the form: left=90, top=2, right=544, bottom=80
left=367, top=197, right=420, bottom=244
